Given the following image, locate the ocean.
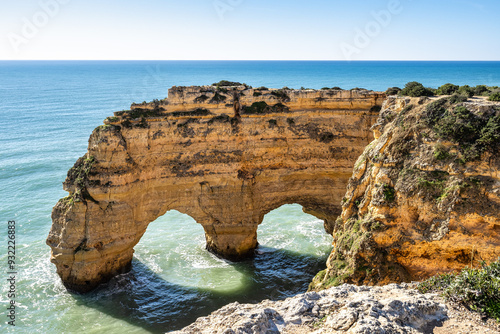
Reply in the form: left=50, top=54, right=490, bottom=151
left=1, top=61, right=500, bottom=333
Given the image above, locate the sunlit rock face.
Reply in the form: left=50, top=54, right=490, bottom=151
left=47, top=85, right=384, bottom=292
left=310, top=96, right=500, bottom=291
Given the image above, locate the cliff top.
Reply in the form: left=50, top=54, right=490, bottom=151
left=103, top=84, right=385, bottom=127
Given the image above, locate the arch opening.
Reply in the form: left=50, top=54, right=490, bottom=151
left=78, top=205, right=334, bottom=332
left=130, top=204, right=333, bottom=297
left=257, top=204, right=333, bottom=257
left=134, top=209, right=246, bottom=293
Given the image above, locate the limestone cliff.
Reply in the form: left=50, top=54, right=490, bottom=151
left=310, top=96, right=500, bottom=290
left=46, top=85, right=384, bottom=292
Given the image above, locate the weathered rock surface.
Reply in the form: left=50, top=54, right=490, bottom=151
left=171, top=283, right=451, bottom=334
left=310, top=96, right=500, bottom=290
left=46, top=85, right=384, bottom=292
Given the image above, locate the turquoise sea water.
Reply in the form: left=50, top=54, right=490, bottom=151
left=1, top=61, right=500, bottom=333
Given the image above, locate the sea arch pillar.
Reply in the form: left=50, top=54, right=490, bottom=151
left=202, top=222, right=259, bottom=260
left=47, top=178, right=270, bottom=292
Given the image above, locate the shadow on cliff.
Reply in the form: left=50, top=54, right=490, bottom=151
left=70, top=246, right=330, bottom=333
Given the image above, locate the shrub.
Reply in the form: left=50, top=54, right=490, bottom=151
left=434, top=106, right=483, bottom=143
left=243, top=101, right=269, bottom=114
left=477, top=115, right=500, bottom=153
left=253, top=91, right=262, bottom=97
left=424, top=97, right=448, bottom=124
left=427, top=103, right=500, bottom=160
left=271, top=89, right=291, bottom=102
left=400, top=81, right=434, bottom=97
left=428, top=87, right=438, bottom=95
left=433, top=143, right=450, bottom=160
left=385, top=87, right=401, bottom=95
left=255, top=86, right=269, bottom=90
left=212, top=80, right=243, bottom=87
left=136, top=117, right=149, bottom=128
left=242, top=102, right=289, bottom=114
left=489, top=92, right=500, bottom=101
left=473, top=85, right=490, bottom=96
left=417, top=260, right=500, bottom=321
left=105, top=116, right=119, bottom=123
left=458, top=85, right=474, bottom=97
left=436, top=83, right=459, bottom=95
left=170, top=108, right=211, bottom=117
left=194, top=94, right=209, bottom=103
left=383, top=184, right=396, bottom=202
left=210, top=92, right=227, bottom=103
left=126, top=108, right=163, bottom=119
left=449, top=94, right=468, bottom=104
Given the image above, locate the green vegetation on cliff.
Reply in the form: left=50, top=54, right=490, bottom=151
left=385, top=87, right=401, bottom=95
left=436, top=83, right=459, bottom=95
left=310, top=94, right=500, bottom=293
left=212, top=80, right=247, bottom=87
left=490, top=92, right=500, bottom=101
left=418, top=259, right=500, bottom=321
left=424, top=97, right=500, bottom=161
left=242, top=101, right=290, bottom=114
left=400, top=81, right=434, bottom=97
left=398, top=81, right=500, bottom=99
left=64, top=154, right=96, bottom=203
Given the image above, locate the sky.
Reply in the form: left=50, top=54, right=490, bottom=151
left=0, top=0, right=499, bottom=60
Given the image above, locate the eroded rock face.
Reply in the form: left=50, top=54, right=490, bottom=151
left=310, top=96, right=500, bottom=290
left=172, top=284, right=448, bottom=334
left=47, top=86, right=384, bottom=292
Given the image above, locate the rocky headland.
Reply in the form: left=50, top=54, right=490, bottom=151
left=47, top=84, right=384, bottom=292
left=46, top=82, right=500, bottom=332
left=170, top=92, right=500, bottom=334
left=310, top=95, right=500, bottom=290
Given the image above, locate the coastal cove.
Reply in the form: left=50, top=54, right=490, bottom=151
left=2, top=61, right=500, bottom=333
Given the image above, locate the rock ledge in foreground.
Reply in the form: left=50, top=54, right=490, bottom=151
left=171, top=283, right=448, bottom=334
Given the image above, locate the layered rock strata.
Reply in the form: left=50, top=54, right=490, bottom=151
left=310, top=96, right=500, bottom=290
left=47, top=85, right=384, bottom=292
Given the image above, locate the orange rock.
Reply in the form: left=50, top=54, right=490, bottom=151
left=47, top=86, right=384, bottom=292
left=310, top=96, right=500, bottom=291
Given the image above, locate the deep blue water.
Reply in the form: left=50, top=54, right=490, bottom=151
left=0, top=61, right=499, bottom=333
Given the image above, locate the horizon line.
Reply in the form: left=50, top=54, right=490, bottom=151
left=1, top=59, right=500, bottom=62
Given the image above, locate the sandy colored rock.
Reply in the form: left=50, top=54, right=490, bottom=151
left=47, top=85, right=384, bottom=292
left=310, top=96, right=500, bottom=290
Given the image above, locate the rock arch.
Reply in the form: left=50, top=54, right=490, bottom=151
left=47, top=87, right=385, bottom=292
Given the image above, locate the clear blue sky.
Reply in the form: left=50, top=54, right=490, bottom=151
left=1, top=0, right=499, bottom=60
